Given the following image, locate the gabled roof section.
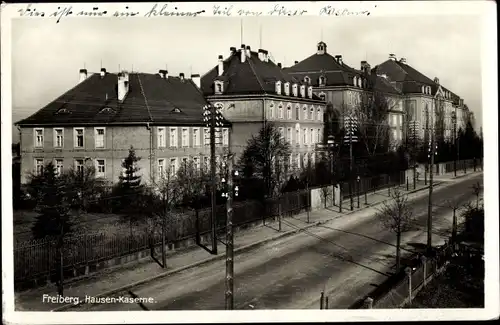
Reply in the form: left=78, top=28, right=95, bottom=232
left=16, top=72, right=229, bottom=126
left=200, top=48, right=322, bottom=100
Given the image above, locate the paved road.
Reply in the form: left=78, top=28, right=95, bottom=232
left=74, top=174, right=483, bottom=311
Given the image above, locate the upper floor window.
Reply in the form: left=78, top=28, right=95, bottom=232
left=287, top=127, right=292, bottom=144
left=303, top=128, right=308, bottom=145
left=300, top=85, right=306, bottom=97
left=317, top=108, right=322, bottom=121
left=275, top=81, right=282, bottom=94
left=222, top=128, right=229, bottom=146
left=55, top=159, right=63, bottom=177
left=204, top=128, right=210, bottom=146
left=193, top=128, right=200, bottom=147
left=215, top=81, right=224, bottom=94
left=158, top=159, right=166, bottom=178
left=287, top=105, right=292, bottom=119
left=279, top=127, right=285, bottom=140
left=295, top=106, right=300, bottom=120
left=292, top=84, right=298, bottom=97
left=308, top=86, right=313, bottom=99
left=193, top=157, right=200, bottom=171
left=94, top=127, right=105, bottom=149
left=75, top=159, right=84, bottom=175
left=35, top=158, right=44, bottom=175
left=278, top=105, right=284, bottom=119
left=157, top=127, right=166, bottom=148
left=74, top=128, right=84, bottom=148
left=53, top=128, right=63, bottom=148
left=181, top=128, right=189, bottom=147
left=310, top=107, right=314, bottom=120
left=310, top=128, right=314, bottom=144
left=269, top=104, right=275, bottom=119
left=170, top=158, right=178, bottom=176
left=304, top=76, right=311, bottom=84
left=353, top=76, right=358, bottom=87
left=357, top=77, right=362, bottom=88
left=319, top=76, right=326, bottom=86
left=303, top=107, right=308, bottom=120
left=317, top=128, right=321, bottom=143
left=170, top=127, right=178, bottom=147
left=284, top=82, right=290, bottom=96
left=319, top=93, right=326, bottom=102
left=34, top=128, right=44, bottom=148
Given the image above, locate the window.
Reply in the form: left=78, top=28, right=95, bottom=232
left=319, top=76, right=326, bottom=86
left=96, top=159, right=105, bottom=178
left=74, top=128, right=84, bottom=148
left=292, top=84, right=298, bottom=96
left=215, top=81, right=224, bottom=94
left=278, top=105, right=284, bottom=119
left=170, top=158, right=177, bottom=176
left=296, top=153, right=301, bottom=168
left=275, top=81, right=282, bottom=94
left=399, top=115, right=403, bottom=126
left=287, top=106, right=292, bottom=119
left=317, top=128, right=321, bottom=143
left=303, top=107, right=308, bottom=120
left=392, top=129, right=397, bottom=141
left=295, top=106, right=300, bottom=120
left=357, top=77, right=362, bottom=88
left=35, top=159, right=44, bottom=175
left=204, top=128, right=210, bottom=146
left=182, top=128, right=189, bottom=147
left=353, top=76, right=358, bottom=86
left=310, top=107, right=314, bottom=120
left=296, top=128, right=300, bottom=145
left=34, top=128, right=44, bottom=148
left=287, top=127, right=292, bottom=144
left=215, top=128, right=221, bottom=146
left=75, top=159, right=84, bottom=175
left=304, top=76, right=310, bottom=84
left=319, top=93, right=326, bottom=102
left=289, top=154, right=293, bottom=170
left=279, top=127, right=285, bottom=140
left=157, top=127, right=166, bottom=148
left=193, top=157, right=200, bottom=171
left=158, top=159, right=166, bottom=178
left=284, top=83, right=290, bottom=95
left=53, top=128, right=63, bottom=148
left=222, top=128, right=229, bottom=146
left=182, top=157, right=189, bottom=168
left=308, top=86, right=313, bottom=98
left=317, top=108, right=322, bottom=121
left=269, top=105, right=275, bottom=119
left=192, top=128, right=200, bottom=147
left=300, top=85, right=306, bottom=97
left=95, top=127, right=105, bottom=148
left=310, top=128, right=314, bottom=144
left=303, top=128, right=307, bottom=145
left=203, top=156, right=210, bottom=171
left=55, top=159, right=63, bottom=176
left=170, top=127, right=178, bottom=147
left=392, top=115, right=397, bottom=126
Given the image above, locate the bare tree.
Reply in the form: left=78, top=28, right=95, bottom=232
left=376, top=188, right=415, bottom=270
left=176, top=159, right=207, bottom=208
left=471, top=182, right=482, bottom=209
left=239, top=122, right=292, bottom=197
left=355, top=91, right=393, bottom=157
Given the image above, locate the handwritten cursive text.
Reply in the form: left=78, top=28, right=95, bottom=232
left=268, top=5, right=307, bottom=16
left=319, top=6, right=372, bottom=16
left=144, top=3, right=205, bottom=18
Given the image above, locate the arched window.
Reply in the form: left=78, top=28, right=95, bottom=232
left=421, top=85, right=425, bottom=94
left=295, top=105, right=300, bottom=120
left=284, top=82, right=290, bottom=95
left=308, top=86, right=313, bottom=98
left=303, top=106, right=308, bottom=120
left=317, top=108, right=322, bottom=121
left=353, top=76, right=358, bottom=86
left=304, top=76, right=311, bottom=84
left=278, top=105, right=284, bottom=119
left=269, top=104, right=275, bottom=119
left=287, top=105, right=292, bottom=119
left=310, top=107, right=314, bottom=120
left=292, top=84, right=298, bottom=96
left=319, top=92, right=326, bottom=102
left=275, top=81, right=282, bottom=94
left=319, top=76, right=326, bottom=86
left=357, top=77, right=362, bottom=88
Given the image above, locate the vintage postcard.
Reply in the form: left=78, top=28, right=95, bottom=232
left=1, top=1, right=498, bottom=324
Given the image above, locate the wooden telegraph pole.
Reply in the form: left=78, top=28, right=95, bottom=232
left=427, top=101, right=437, bottom=252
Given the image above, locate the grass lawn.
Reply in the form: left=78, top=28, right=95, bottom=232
left=407, top=254, right=484, bottom=308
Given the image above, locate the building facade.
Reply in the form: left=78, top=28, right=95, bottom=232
left=284, top=42, right=405, bottom=148
left=374, top=54, right=470, bottom=142
left=15, top=69, right=230, bottom=185
left=200, top=45, right=326, bottom=170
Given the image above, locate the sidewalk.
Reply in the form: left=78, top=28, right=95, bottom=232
left=13, top=179, right=453, bottom=311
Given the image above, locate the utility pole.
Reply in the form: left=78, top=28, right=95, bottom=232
left=225, top=153, right=235, bottom=310
left=427, top=103, right=436, bottom=253
left=203, top=104, right=224, bottom=255
left=344, top=114, right=358, bottom=211
left=452, top=111, right=457, bottom=177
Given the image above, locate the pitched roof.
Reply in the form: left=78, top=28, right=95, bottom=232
left=200, top=48, right=323, bottom=100
left=375, top=59, right=461, bottom=101
left=16, top=72, right=229, bottom=126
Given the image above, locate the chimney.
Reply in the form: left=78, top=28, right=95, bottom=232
left=246, top=45, right=251, bottom=58
left=79, top=69, right=88, bottom=82
left=294, top=60, right=299, bottom=65
left=263, top=50, right=269, bottom=62
left=335, top=55, right=343, bottom=65
left=100, top=68, right=106, bottom=78
left=230, top=47, right=236, bottom=55
left=399, top=57, right=407, bottom=64
left=389, top=53, right=397, bottom=61
left=277, top=63, right=282, bottom=68
left=240, top=44, right=246, bottom=63
left=179, top=73, right=185, bottom=82
left=158, top=69, right=166, bottom=78
left=218, top=55, right=224, bottom=76
left=117, top=71, right=129, bottom=101
left=191, top=74, right=201, bottom=89
left=258, top=49, right=264, bottom=61
left=434, top=77, right=440, bottom=85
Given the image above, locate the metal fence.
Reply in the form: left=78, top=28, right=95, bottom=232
left=14, top=189, right=309, bottom=283
left=340, top=171, right=406, bottom=200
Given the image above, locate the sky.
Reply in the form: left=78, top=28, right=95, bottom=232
left=11, top=14, right=483, bottom=142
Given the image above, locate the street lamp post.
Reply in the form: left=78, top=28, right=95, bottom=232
left=327, top=135, right=340, bottom=212
left=356, top=176, right=360, bottom=209
left=451, top=111, right=457, bottom=177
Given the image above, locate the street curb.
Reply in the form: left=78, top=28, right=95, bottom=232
left=52, top=223, right=314, bottom=312
left=52, top=180, right=450, bottom=312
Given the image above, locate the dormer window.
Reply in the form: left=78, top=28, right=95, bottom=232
left=427, top=86, right=431, bottom=94
left=300, top=85, right=306, bottom=97
left=292, top=84, right=298, bottom=97
left=56, top=108, right=70, bottom=114
left=319, top=76, right=326, bottom=87
left=308, top=86, right=313, bottom=99
left=214, top=81, right=224, bottom=94
left=357, top=77, right=362, bottom=88
left=353, top=76, right=358, bottom=87
left=422, top=86, right=425, bottom=94
left=319, top=92, right=326, bottom=102
left=304, top=76, right=311, bottom=84
left=275, top=81, right=282, bottom=95
left=99, top=107, right=115, bottom=114
left=284, top=82, right=290, bottom=96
